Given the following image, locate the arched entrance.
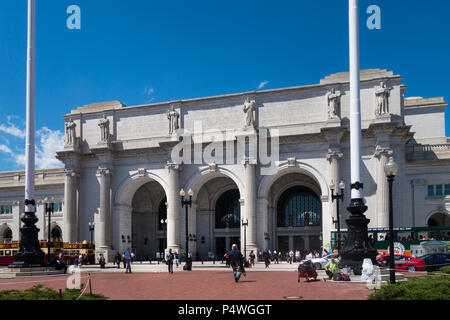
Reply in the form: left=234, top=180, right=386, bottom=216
left=0, top=224, right=12, bottom=241
left=264, top=170, right=324, bottom=258
left=131, top=181, right=166, bottom=258
left=190, top=174, right=242, bottom=260
left=427, top=212, right=450, bottom=227
left=51, top=225, right=63, bottom=242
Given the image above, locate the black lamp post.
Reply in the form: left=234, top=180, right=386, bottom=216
left=384, top=156, right=398, bottom=284
left=180, top=188, right=193, bottom=270
left=88, top=222, right=95, bottom=244
left=330, top=181, right=345, bottom=253
left=160, top=219, right=167, bottom=250
left=45, top=198, right=55, bottom=265
left=241, top=219, right=248, bottom=261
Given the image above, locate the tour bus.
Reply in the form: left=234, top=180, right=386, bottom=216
left=331, top=226, right=450, bottom=256
left=0, top=241, right=95, bottom=266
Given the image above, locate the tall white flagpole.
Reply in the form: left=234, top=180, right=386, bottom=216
left=25, top=0, right=36, bottom=212
left=349, top=0, right=362, bottom=200
left=339, top=0, right=378, bottom=274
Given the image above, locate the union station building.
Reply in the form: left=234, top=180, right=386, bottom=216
left=0, top=69, right=449, bottom=261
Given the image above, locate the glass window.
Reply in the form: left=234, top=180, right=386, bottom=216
left=427, top=185, right=434, bottom=197
left=277, top=186, right=321, bottom=227
left=0, top=250, right=3, bottom=256
left=215, top=189, right=241, bottom=228
left=436, top=184, right=443, bottom=196
left=445, top=184, right=450, bottom=196
left=0, top=205, right=12, bottom=214
left=53, top=203, right=63, bottom=212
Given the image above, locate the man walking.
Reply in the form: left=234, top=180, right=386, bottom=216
left=229, top=244, right=246, bottom=283
left=166, top=249, right=174, bottom=274
left=124, top=248, right=132, bottom=274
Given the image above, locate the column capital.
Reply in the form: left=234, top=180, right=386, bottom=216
left=96, top=167, right=113, bottom=177
left=166, top=162, right=182, bottom=172
left=241, top=157, right=257, bottom=166
left=326, top=150, right=343, bottom=162
left=65, top=168, right=80, bottom=178
left=374, top=145, right=393, bottom=158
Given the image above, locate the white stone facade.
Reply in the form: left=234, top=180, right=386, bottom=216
left=0, top=69, right=449, bottom=262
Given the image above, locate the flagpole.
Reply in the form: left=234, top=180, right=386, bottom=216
left=338, top=0, right=378, bottom=275
left=25, top=0, right=36, bottom=212
left=10, top=0, right=45, bottom=268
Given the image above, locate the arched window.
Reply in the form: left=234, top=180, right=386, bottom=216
left=3, top=228, right=12, bottom=240
left=277, top=186, right=321, bottom=227
left=215, top=189, right=241, bottom=228
left=51, top=226, right=62, bottom=241
left=158, top=197, right=167, bottom=230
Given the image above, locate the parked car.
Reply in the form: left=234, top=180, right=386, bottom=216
left=418, top=253, right=450, bottom=272
left=376, top=254, right=426, bottom=272
left=310, top=253, right=339, bottom=270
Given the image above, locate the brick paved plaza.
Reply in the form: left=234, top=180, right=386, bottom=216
left=0, top=262, right=375, bottom=300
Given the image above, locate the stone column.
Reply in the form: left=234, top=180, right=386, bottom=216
left=288, top=236, right=294, bottom=251
left=304, top=236, right=310, bottom=252
left=64, top=168, right=78, bottom=242
left=96, top=167, right=112, bottom=250
left=166, top=163, right=181, bottom=252
left=374, top=146, right=393, bottom=228
left=242, top=157, right=257, bottom=257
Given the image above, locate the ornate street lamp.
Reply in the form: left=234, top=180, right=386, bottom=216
left=160, top=218, right=168, bottom=250
left=88, top=222, right=95, bottom=244
left=44, top=197, right=55, bottom=265
left=330, top=181, right=345, bottom=253
left=384, top=156, right=398, bottom=284
left=241, top=219, right=248, bottom=260
left=180, top=188, right=194, bottom=270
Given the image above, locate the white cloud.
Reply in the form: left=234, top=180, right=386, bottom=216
left=0, top=144, right=13, bottom=154
left=142, top=87, right=155, bottom=102
left=35, top=127, right=65, bottom=168
left=257, top=80, right=269, bottom=90
left=0, top=116, right=26, bottom=139
left=0, top=116, right=64, bottom=170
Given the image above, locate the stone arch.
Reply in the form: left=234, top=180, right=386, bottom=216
left=184, top=167, right=244, bottom=204
left=0, top=223, right=12, bottom=241
left=258, top=161, right=329, bottom=201
left=50, top=223, right=63, bottom=241
left=426, top=210, right=450, bottom=227
left=115, top=171, right=169, bottom=207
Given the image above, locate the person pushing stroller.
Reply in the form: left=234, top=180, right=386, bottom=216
left=297, top=259, right=318, bottom=282
left=228, top=244, right=246, bottom=283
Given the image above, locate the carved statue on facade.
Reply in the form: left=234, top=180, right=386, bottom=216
left=375, top=82, right=391, bottom=117
left=65, top=118, right=76, bottom=146
left=243, top=98, right=256, bottom=129
left=166, top=105, right=180, bottom=134
left=326, top=88, right=341, bottom=119
left=98, top=114, right=110, bottom=142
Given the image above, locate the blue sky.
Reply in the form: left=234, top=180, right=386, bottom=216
left=0, top=0, right=449, bottom=171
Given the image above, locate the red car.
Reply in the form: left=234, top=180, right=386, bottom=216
left=376, top=254, right=426, bottom=272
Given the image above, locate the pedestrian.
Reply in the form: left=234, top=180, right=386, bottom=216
left=187, top=250, right=193, bottom=271
left=249, top=250, right=255, bottom=268
left=122, top=252, right=126, bottom=268
left=295, top=250, right=300, bottom=262
left=289, top=250, right=294, bottom=264
left=273, top=250, right=279, bottom=264
left=224, top=252, right=230, bottom=267
left=263, top=249, right=270, bottom=268
left=114, top=252, right=121, bottom=269
left=166, top=249, right=174, bottom=274
left=78, top=253, right=83, bottom=266
left=228, top=244, right=246, bottom=283
left=323, top=257, right=340, bottom=281
left=124, top=248, right=132, bottom=274
left=175, top=252, right=179, bottom=268
left=278, top=251, right=282, bottom=263
left=98, top=253, right=106, bottom=269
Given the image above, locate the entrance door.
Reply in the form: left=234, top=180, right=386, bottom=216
left=278, top=236, right=289, bottom=253
left=216, top=237, right=226, bottom=258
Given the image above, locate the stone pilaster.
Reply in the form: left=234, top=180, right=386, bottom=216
left=242, top=157, right=258, bottom=257
left=374, top=146, right=393, bottom=228
left=166, top=162, right=181, bottom=253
